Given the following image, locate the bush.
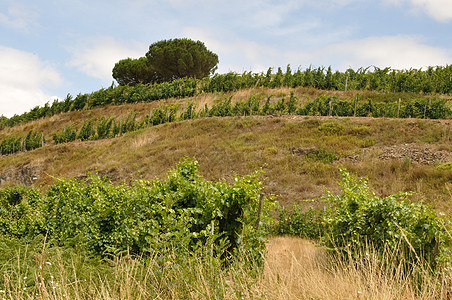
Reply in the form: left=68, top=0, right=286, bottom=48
left=321, top=170, right=451, bottom=270
left=0, top=159, right=275, bottom=265
left=318, top=121, right=344, bottom=135
left=77, top=118, right=95, bottom=141
left=53, top=125, right=77, bottom=144
left=0, top=135, right=22, bottom=155
left=24, top=130, right=44, bottom=151
left=274, top=204, right=324, bottom=239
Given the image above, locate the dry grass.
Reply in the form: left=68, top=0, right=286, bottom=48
left=1, top=114, right=451, bottom=214
left=2, top=236, right=450, bottom=299
left=261, top=237, right=451, bottom=299
left=1, top=86, right=451, bottom=213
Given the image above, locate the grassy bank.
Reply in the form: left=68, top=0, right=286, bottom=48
left=1, top=114, right=451, bottom=213
left=1, top=236, right=451, bottom=299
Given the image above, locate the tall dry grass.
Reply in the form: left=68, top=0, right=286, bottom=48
left=262, top=237, right=451, bottom=299
left=1, top=236, right=450, bottom=299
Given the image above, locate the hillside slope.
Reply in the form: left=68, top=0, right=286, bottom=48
left=1, top=87, right=451, bottom=213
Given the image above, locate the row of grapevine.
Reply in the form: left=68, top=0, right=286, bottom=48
left=0, top=159, right=273, bottom=263
left=2, top=65, right=452, bottom=129
left=274, top=170, right=452, bottom=271
left=1, top=93, right=450, bottom=155
left=300, top=96, right=450, bottom=119
left=0, top=130, right=44, bottom=155
left=53, top=112, right=142, bottom=144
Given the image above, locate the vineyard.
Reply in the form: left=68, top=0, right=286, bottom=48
left=1, top=65, right=452, bottom=128
left=1, top=64, right=452, bottom=299
left=1, top=160, right=451, bottom=299
left=1, top=91, right=450, bottom=156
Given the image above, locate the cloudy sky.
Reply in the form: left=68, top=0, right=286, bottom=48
left=1, top=0, right=451, bottom=117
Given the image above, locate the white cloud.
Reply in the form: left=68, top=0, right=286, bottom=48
left=384, top=0, right=452, bottom=22
left=0, top=46, right=63, bottom=117
left=68, top=37, right=146, bottom=83
left=183, top=29, right=452, bottom=73
left=319, top=35, right=452, bottom=70
left=0, top=1, right=39, bottom=32
left=183, top=27, right=281, bottom=73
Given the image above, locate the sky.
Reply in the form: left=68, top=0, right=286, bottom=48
left=1, top=0, right=452, bottom=117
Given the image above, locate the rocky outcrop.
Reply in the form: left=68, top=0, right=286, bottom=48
left=376, top=145, right=451, bottom=165
left=0, top=164, right=43, bottom=186
left=341, top=144, right=452, bottom=165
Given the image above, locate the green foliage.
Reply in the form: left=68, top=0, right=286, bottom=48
left=77, top=118, right=95, bottom=141
left=53, top=125, right=77, bottom=144
left=0, top=185, right=45, bottom=238
left=71, top=93, right=88, bottom=111
left=181, top=102, right=196, bottom=120
left=436, top=162, right=452, bottom=170
left=287, top=91, right=297, bottom=114
left=149, top=106, right=169, bottom=125
left=119, top=112, right=138, bottom=134
left=112, top=57, right=158, bottom=86
left=24, top=130, right=44, bottom=151
left=96, top=116, right=114, bottom=139
left=307, top=146, right=341, bottom=163
left=146, top=38, right=219, bottom=82
left=0, top=135, right=22, bottom=155
left=318, top=121, right=344, bottom=135
left=209, top=96, right=234, bottom=117
left=275, top=170, right=451, bottom=271
left=262, top=96, right=275, bottom=115
left=3, top=64, right=452, bottom=128
left=275, top=97, right=287, bottom=113
left=274, top=204, right=324, bottom=239
left=300, top=95, right=332, bottom=116
left=321, top=170, right=452, bottom=270
left=0, top=159, right=274, bottom=265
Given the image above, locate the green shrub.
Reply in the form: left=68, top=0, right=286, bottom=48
left=0, top=135, right=22, bottom=155
left=120, top=111, right=138, bottom=133
left=0, top=185, right=45, bottom=238
left=77, top=118, right=95, bottom=141
left=307, top=146, right=341, bottom=163
left=96, top=116, right=114, bottom=139
left=53, top=125, right=77, bottom=144
left=274, top=204, right=324, bottom=239
left=321, top=170, right=451, bottom=270
left=318, top=121, right=344, bottom=135
left=24, top=130, right=44, bottom=151
left=0, top=159, right=274, bottom=265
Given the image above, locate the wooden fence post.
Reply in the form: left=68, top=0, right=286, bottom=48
left=255, top=195, right=263, bottom=230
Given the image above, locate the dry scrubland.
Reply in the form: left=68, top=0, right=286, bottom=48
left=1, top=86, right=452, bottom=299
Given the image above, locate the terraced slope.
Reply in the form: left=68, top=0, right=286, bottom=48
left=1, top=92, right=451, bottom=213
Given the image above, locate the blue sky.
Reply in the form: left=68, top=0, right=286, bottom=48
left=1, top=0, right=451, bottom=117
